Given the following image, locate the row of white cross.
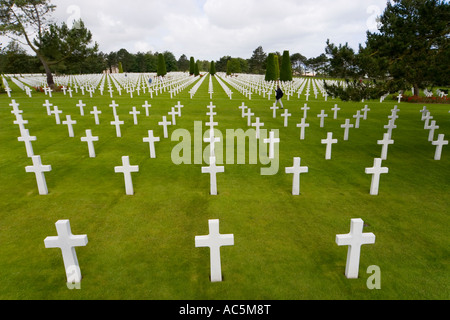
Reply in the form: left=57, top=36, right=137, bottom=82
left=44, top=215, right=374, bottom=285
left=11, top=98, right=449, bottom=197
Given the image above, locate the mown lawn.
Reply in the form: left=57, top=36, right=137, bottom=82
left=0, top=74, right=448, bottom=300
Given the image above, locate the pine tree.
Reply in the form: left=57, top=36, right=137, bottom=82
left=280, top=50, right=293, bottom=81
left=157, top=53, right=167, bottom=76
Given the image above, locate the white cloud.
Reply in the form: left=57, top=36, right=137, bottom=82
left=3, top=0, right=389, bottom=61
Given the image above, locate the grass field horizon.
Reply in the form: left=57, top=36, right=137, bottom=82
left=0, top=74, right=448, bottom=300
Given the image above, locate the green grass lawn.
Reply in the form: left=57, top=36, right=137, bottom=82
left=0, top=75, right=448, bottom=300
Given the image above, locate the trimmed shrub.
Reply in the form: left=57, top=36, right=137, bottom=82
left=157, top=53, right=167, bottom=77
left=265, top=53, right=276, bottom=81
left=280, top=50, right=293, bottom=81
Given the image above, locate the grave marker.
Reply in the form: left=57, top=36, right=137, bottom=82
left=25, top=155, right=52, bottom=195
left=201, top=156, right=224, bottom=196
left=44, top=220, right=88, bottom=284
left=432, top=134, right=448, bottom=160
left=336, top=218, right=375, bottom=279
left=143, top=130, right=160, bottom=158
left=62, top=115, right=77, bottom=138
left=285, top=157, right=308, bottom=195
left=195, top=219, right=234, bottom=282
left=321, top=132, right=338, bottom=160
left=18, top=129, right=36, bottom=157
left=114, top=156, right=139, bottom=195
left=365, top=158, right=389, bottom=195
left=81, top=129, right=99, bottom=158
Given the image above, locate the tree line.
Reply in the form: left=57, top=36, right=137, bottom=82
left=1, top=0, right=448, bottom=98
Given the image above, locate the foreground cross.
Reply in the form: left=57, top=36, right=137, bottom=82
left=432, top=134, right=448, bottom=160
left=285, top=157, right=309, bottom=195
left=143, top=130, right=160, bottom=158
left=18, top=129, right=36, bottom=157
left=195, top=219, right=234, bottom=282
left=158, top=116, right=172, bottom=139
left=81, top=129, right=99, bottom=158
left=25, top=155, right=52, bottom=195
left=62, top=115, right=77, bottom=138
left=336, top=218, right=375, bottom=279
left=202, top=156, right=224, bottom=196
left=76, top=100, right=86, bottom=116
left=365, top=158, right=389, bottom=195
left=377, top=133, right=394, bottom=160
left=341, top=119, right=354, bottom=141
left=115, top=156, right=139, bottom=195
left=110, top=115, right=124, bottom=138
left=263, top=130, right=280, bottom=159
left=44, top=220, right=88, bottom=284
left=296, top=118, right=310, bottom=140
left=321, top=132, right=338, bottom=160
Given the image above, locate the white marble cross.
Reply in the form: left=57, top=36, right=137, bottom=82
left=281, top=109, right=292, bottom=127
left=263, top=130, right=280, bottom=159
left=109, top=100, right=119, bottom=117
left=301, top=104, right=310, bottom=118
left=110, top=115, right=124, bottom=138
left=361, top=105, right=371, bottom=120
left=18, top=129, right=36, bottom=157
left=13, top=114, right=28, bottom=136
left=90, top=107, right=102, bottom=125
left=129, top=107, right=141, bottom=125
left=239, top=103, right=248, bottom=117
left=427, top=120, right=439, bottom=142
left=114, top=156, right=139, bottom=195
left=168, top=107, right=177, bottom=126
left=365, top=158, right=389, bottom=195
left=43, top=100, right=53, bottom=116
left=332, top=104, right=340, bottom=119
left=76, top=100, right=86, bottom=116
left=10, top=100, right=22, bottom=117
left=81, top=129, right=99, bottom=158
left=143, top=130, right=160, bottom=158
left=251, top=117, right=264, bottom=139
left=285, top=157, right=308, bottom=195
left=321, top=132, right=338, bottom=160
left=51, top=106, right=63, bottom=125
left=336, top=218, right=375, bottom=279
left=432, top=134, right=448, bottom=160
left=204, top=129, right=220, bottom=158
left=44, top=220, right=88, bottom=284
left=341, top=119, right=354, bottom=141
left=142, top=101, right=152, bottom=116
left=377, top=133, right=394, bottom=160
left=296, top=118, right=310, bottom=140
left=62, top=115, right=77, bottom=137
left=243, top=108, right=254, bottom=127
left=270, top=103, right=279, bottom=118
left=202, top=156, right=224, bottom=195
left=353, top=110, right=363, bottom=128
left=158, top=116, right=172, bottom=139
left=25, top=155, right=52, bottom=195
left=195, top=219, right=234, bottom=282
left=317, top=110, right=328, bottom=128
left=384, top=119, right=397, bottom=139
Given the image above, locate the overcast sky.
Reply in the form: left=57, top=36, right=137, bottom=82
left=7, top=0, right=390, bottom=61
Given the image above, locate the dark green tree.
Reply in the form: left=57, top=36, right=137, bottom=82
left=280, top=50, right=293, bottom=81
left=325, top=39, right=359, bottom=79
left=249, top=46, right=267, bottom=74
left=157, top=53, right=167, bottom=76
left=177, top=54, right=189, bottom=72
left=210, top=61, right=216, bottom=76
left=265, top=53, right=276, bottom=81
left=365, top=0, right=450, bottom=95
left=189, top=56, right=195, bottom=75
left=0, top=1, right=97, bottom=88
